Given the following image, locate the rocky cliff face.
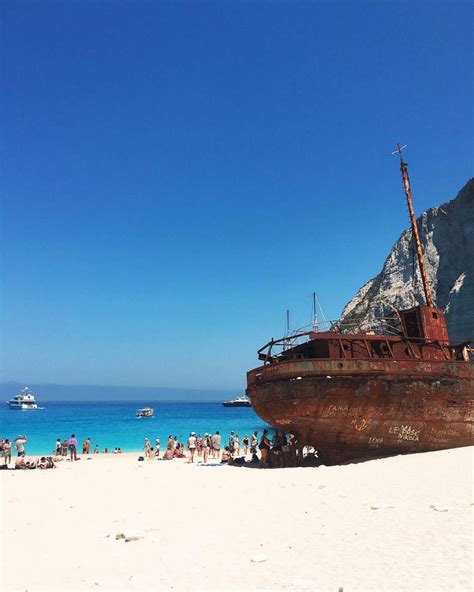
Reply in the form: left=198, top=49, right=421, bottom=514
left=341, top=178, right=474, bottom=340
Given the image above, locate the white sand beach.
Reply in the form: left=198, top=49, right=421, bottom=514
left=0, top=447, right=472, bottom=592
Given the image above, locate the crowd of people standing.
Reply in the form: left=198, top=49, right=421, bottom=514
left=0, top=435, right=28, bottom=464
left=1, top=428, right=299, bottom=469
left=141, top=429, right=298, bottom=468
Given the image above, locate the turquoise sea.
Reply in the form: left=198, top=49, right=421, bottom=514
left=0, top=401, right=271, bottom=455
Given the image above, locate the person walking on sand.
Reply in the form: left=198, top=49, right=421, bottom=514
left=259, top=429, right=271, bottom=468
left=14, top=435, right=28, bottom=458
left=187, top=432, right=197, bottom=463
left=68, top=434, right=78, bottom=461
left=55, top=438, right=62, bottom=455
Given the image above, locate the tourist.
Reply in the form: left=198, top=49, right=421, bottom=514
left=163, top=448, right=174, bottom=460
left=250, top=431, right=258, bottom=455
left=234, top=433, right=240, bottom=456
left=38, top=456, right=55, bottom=469
left=93, top=444, right=99, bottom=453
left=242, top=434, right=249, bottom=456
left=167, top=435, right=173, bottom=450
left=82, top=439, right=89, bottom=454
left=144, top=438, right=152, bottom=459
left=62, top=439, right=68, bottom=456
left=196, top=434, right=203, bottom=457
left=202, top=433, right=210, bottom=463
left=104, top=447, right=109, bottom=453
left=271, top=431, right=283, bottom=468
left=155, top=437, right=160, bottom=457
left=187, top=432, right=197, bottom=463
left=228, top=431, right=235, bottom=454
left=211, top=430, right=221, bottom=459
left=259, top=429, right=271, bottom=468
left=55, top=439, right=62, bottom=455
left=173, top=436, right=178, bottom=450
left=14, top=435, right=28, bottom=458
left=288, top=433, right=297, bottom=467
left=68, top=434, right=78, bottom=461
left=174, top=443, right=185, bottom=458
left=221, top=446, right=232, bottom=463
left=3, top=439, right=12, bottom=464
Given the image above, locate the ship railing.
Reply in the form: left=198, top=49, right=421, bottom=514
left=257, top=318, right=472, bottom=361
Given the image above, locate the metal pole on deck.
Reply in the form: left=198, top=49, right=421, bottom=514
left=393, top=143, right=433, bottom=308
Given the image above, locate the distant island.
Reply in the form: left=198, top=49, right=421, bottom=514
left=0, top=382, right=236, bottom=402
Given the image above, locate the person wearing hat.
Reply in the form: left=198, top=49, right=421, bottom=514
left=187, top=432, right=197, bottom=463
left=14, top=435, right=28, bottom=458
left=201, top=433, right=210, bottom=463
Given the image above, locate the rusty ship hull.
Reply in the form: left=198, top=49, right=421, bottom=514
left=247, top=357, right=473, bottom=464
left=246, top=147, right=473, bottom=464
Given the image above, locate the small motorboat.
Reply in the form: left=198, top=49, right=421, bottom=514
left=136, top=407, right=154, bottom=418
left=222, top=396, right=252, bottom=407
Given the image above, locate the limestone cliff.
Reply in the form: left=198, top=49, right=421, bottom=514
left=341, top=178, right=474, bottom=340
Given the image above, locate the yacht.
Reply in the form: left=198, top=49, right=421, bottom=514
left=222, top=395, right=252, bottom=407
left=7, top=387, right=41, bottom=410
left=136, top=407, right=154, bottom=418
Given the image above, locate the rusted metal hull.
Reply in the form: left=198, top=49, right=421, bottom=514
left=246, top=358, right=474, bottom=464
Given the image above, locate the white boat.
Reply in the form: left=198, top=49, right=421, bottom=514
left=7, top=387, right=42, bottom=410
left=136, top=407, right=154, bottom=418
left=222, top=395, right=252, bottom=407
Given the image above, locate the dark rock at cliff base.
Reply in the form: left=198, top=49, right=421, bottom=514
left=341, top=178, right=474, bottom=341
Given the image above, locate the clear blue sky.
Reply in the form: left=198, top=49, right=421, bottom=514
left=1, top=1, right=472, bottom=391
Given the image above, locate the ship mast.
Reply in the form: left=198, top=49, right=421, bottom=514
left=393, top=143, right=433, bottom=308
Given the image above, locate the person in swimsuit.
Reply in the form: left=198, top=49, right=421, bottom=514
left=187, top=432, right=197, bottom=463
left=242, top=435, right=249, bottom=456
left=250, top=431, right=258, bottom=455
left=3, top=439, right=12, bottom=464
left=201, top=433, right=209, bottom=463
left=144, top=438, right=152, bottom=459
left=259, top=429, right=271, bottom=468
left=14, top=436, right=28, bottom=458
left=234, top=434, right=240, bottom=456
left=221, top=446, right=232, bottom=463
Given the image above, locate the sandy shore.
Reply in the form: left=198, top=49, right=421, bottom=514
left=0, top=447, right=472, bottom=592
